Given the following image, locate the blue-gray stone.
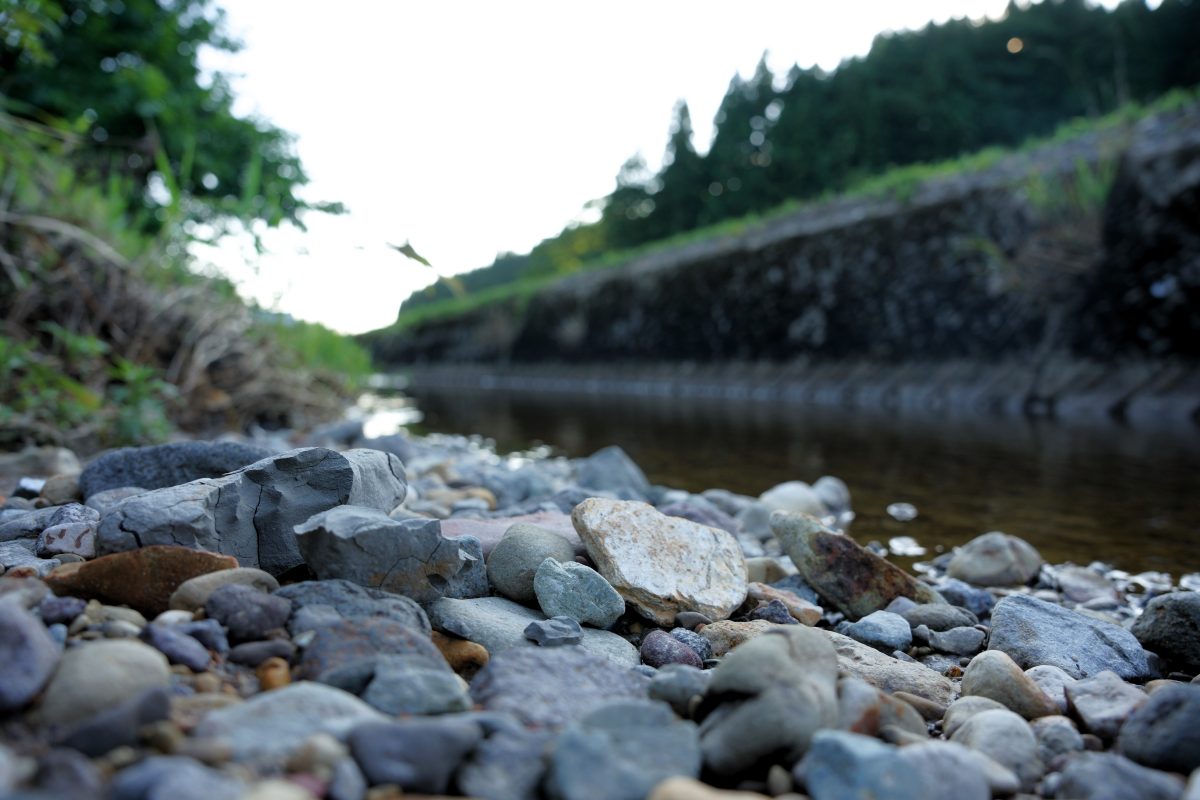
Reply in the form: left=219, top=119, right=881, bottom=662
left=349, top=718, right=483, bottom=793
left=575, top=446, right=651, bottom=499
left=176, top=619, right=229, bottom=654
left=0, top=600, right=61, bottom=713
left=47, top=503, right=99, bottom=527
left=227, top=639, right=295, bottom=667
left=79, top=440, right=272, bottom=498
left=488, top=524, right=577, bottom=605
left=323, top=655, right=471, bottom=716
left=0, top=507, right=60, bottom=542
left=648, top=664, right=712, bottom=716
left=1118, top=684, right=1200, bottom=774
left=276, top=578, right=430, bottom=636
left=770, top=574, right=821, bottom=606
left=107, top=755, right=243, bottom=800
left=547, top=700, right=700, bottom=800
left=525, top=616, right=583, bottom=647
left=934, top=578, right=996, bottom=617
left=295, top=506, right=487, bottom=603
left=797, top=731, right=924, bottom=800
left=533, top=558, right=624, bottom=629
left=1054, top=752, right=1185, bottom=800
left=56, top=687, right=169, bottom=757
left=29, top=748, right=101, bottom=799
left=139, top=623, right=211, bottom=670
left=297, top=616, right=445, bottom=684
left=0, top=541, right=59, bottom=576
left=989, top=594, right=1150, bottom=680
left=901, top=603, right=979, bottom=632
left=204, top=584, right=291, bottom=643
left=749, top=598, right=800, bottom=625
left=669, top=628, right=713, bottom=661
left=929, top=626, right=986, bottom=655
left=38, top=595, right=85, bottom=626
left=893, top=741, right=992, bottom=800
left=1131, top=591, right=1200, bottom=673
left=327, top=757, right=369, bottom=800
left=458, top=728, right=555, bottom=800
left=841, top=610, right=913, bottom=653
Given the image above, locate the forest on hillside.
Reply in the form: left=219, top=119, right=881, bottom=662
left=398, top=0, right=1200, bottom=318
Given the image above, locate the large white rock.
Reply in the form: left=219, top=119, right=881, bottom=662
left=572, top=498, right=747, bottom=625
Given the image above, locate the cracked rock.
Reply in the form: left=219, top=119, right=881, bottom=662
left=95, top=448, right=406, bottom=576
left=294, top=505, right=487, bottom=603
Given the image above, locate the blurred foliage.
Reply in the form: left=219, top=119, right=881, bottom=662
left=396, top=0, right=1200, bottom=322
left=0, top=0, right=343, bottom=237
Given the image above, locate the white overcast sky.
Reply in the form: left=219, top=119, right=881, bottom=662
left=195, top=0, right=1128, bottom=334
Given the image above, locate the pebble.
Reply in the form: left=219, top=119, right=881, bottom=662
left=900, top=603, right=978, bottom=632
left=946, top=531, right=1043, bottom=586
left=575, top=445, right=652, bottom=498
left=949, top=707, right=1043, bottom=791
left=674, top=611, right=713, bottom=630
left=0, top=600, right=61, bottom=714
left=139, top=622, right=212, bottom=671
left=276, top=578, right=431, bottom=636
left=928, top=625, right=985, bottom=655
left=457, top=727, right=555, bottom=800
left=1132, top=591, right=1200, bottom=674
left=204, top=583, right=292, bottom=643
left=961, top=650, right=1060, bottom=719
left=892, top=740, right=993, bottom=800
left=354, top=655, right=470, bottom=715
left=349, top=717, right=483, bottom=793
left=838, top=676, right=927, bottom=738
left=641, top=629, right=704, bottom=669
left=525, top=615, right=584, bottom=646
left=431, top=631, right=490, bottom=676
left=648, top=777, right=774, bottom=799
left=933, top=578, right=995, bottom=617
left=1054, top=752, right=1186, bottom=800
left=771, top=511, right=944, bottom=619
left=296, top=615, right=446, bottom=682
left=670, top=627, right=714, bottom=661
left=256, top=657, right=291, bottom=690
left=745, top=582, right=821, bottom=625
left=547, top=700, right=701, bottom=800
left=1064, top=670, right=1148, bottom=739
left=698, top=619, right=778, bottom=656
left=228, top=639, right=296, bottom=666
left=533, top=556, right=625, bottom=629
left=748, top=598, right=800, bottom=625
left=1026, top=663, right=1077, bottom=713
left=36, top=521, right=96, bottom=559
left=56, top=686, right=170, bottom=757
left=1031, top=715, right=1085, bottom=763
left=168, top=567, right=280, bottom=612
left=988, top=593, right=1151, bottom=680
left=796, top=730, right=923, bottom=800
left=78, top=439, right=271, bottom=498
left=1117, top=683, right=1200, bottom=774
left=839, top=610, right=912, bottom=652
left=649, top=663, right=712, bottom=715
left=744, top=557, right=792, bottom=585
left=826, top=630, right=954, bottom=705
left=942, top=696, right=1009, bottom=738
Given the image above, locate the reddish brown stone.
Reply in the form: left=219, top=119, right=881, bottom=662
left=43, top=545, right=237, bottom=616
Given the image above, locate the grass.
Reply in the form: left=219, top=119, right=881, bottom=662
left=378, top=87, right=1198, bottom=336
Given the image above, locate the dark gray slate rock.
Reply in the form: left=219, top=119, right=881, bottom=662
left=525, top=616, right=583, bottom=647
left=1055, top=752, right=1185, bottom=800
left=1064, top=671, right=1148, bottom=739
left=296, top=616, right=446, bottom=682
left=175, top=619, right=228, bottom=654
left=470, top=645, right=650, bottom=729
left=640, top=629, right=703, bottom=669
left=901, top=603, right=979, bottom=632
left=275, top=578, right=430, bottom=636
left=79, top=440, right=272, bottom=498
left=38, top=595, right=85, bottom=626
left=649, top=664, right=712, bottom=716
left=797, top=731, right=923, bottom=800
left=138, top=623, right=211, bottom=671
left=934, top=577, right=996, bottom=617
left=294, top=506, right=486, bottom=603
left=97, top=447, right=406, bottom=576
left=546, top=700, right=701, bottom=800
left=533, top=556, right=625, bottom=629
left=0, top=600, right=61, bottom=713
left=840, top=610, right=913, bottom=652
left=426, top=596, right=639, bottom=667
left=575, top=446, right=651, bottom=498
left=0, top=540, right=58, bottom=576
left=657, top=500, right=740, bottom=535
left=320, top=654, right=469, bottom=716
left=56, top=687, right=169, bottom=757
left=1118, top=684, right=1200, bottom=774
left=929, top=625, right=986, bottom=655
left=107, top=755, right=243, bottom=800
left=487, top=524, right=577, bottom=605
left=1131, top=591, right=1200, bottom=673
left=748, top=598, right=800, bottom=625
left=84, top=486, right=146, bottom=514
left=0, top=507, right=64, bottom=542
left=227, top=639, right=295, bottom=667
left=349, top=718, right=483, bottom=793
left=989, top=594, right=1151, bottom=680
left=204, top=584, right=291, bottom=643
left=458, top=728, right=555, bottom=800
left=670, top=628, right=713, bottom=662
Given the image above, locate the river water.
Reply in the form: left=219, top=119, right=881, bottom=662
left=390, top=386, right=1200, bottom=578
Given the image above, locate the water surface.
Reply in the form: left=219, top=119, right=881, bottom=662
left=401, top=387, right=1200, bottom=577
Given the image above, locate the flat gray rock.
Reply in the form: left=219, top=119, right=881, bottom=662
left=96, top=448, right=406, bottom=576
left=426, top=596, right=639, bottom=667
left=947, top=532, right=1043, bottom=587
left=275, top=578, right=430, bottom=636
left=294, top=506, right=486, bottom=603
left=470, top=645, right=650, bottom=729
left=534, top=557, right=625, bottom=629
left=798, top=731, right=924, bottom=800
left=988, top=594, right=1150, bottom=680
left=79, top=440, right=273, bottom=498
left=1064, top=671, right=1147, bottom=739
left=840, top=610, right=912, bottom=652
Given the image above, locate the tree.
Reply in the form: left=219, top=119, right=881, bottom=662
left=0, top=0, right=338, bottom=234
left=642, top=100, right=708, bottom=240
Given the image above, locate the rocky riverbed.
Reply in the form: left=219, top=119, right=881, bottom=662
left=0, top=426, right=1198, bottom=800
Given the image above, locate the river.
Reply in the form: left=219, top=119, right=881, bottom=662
left=384, top=385, right=1200, bottom=578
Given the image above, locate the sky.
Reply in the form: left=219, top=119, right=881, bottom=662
left=195, top=0, right=1120, bottom=335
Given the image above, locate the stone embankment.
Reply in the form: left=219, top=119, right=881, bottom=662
left=1, top=431, right=1198, bottom=797
left=371, top=103, right=1200, bottom=425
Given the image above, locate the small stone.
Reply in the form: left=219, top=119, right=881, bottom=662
left=356, top=656, right=470, bottom=715
left=748, top=598, right=800, bottom=625
left=744, top=557, right=792, bottom=585
left=107, top=754, right=244, bottom=799
left=928, top=625, right=986, bottom=655
left=296, top=616, right=445, bottom=683
left=641, top=629, right=703, bottom=669
left=745, top=583, right=821, bottom=625
left=1054, top=565, right=1121, bottom=605
left=838, top=676, right=927, bottom=738
left=900, top=603, right=978, bottom=632
left=79, top=440, right=273, bottom=498
left=0, top=600, right=61, bottom=713
left=205, top=584, right=291, bottom=643
left=546, top=700, right=701, bottom=800
left=350, top=717, right=482, bottom=793
left=797, top=731, right=922, bottom=800
left=840, top=610, right=912, bottom=652
left=962, top=650, right=1060, bottom=720
left=989, top=594, right=1150, bottom=680
left=457, top=728, right=555, bottom=800
left=649, top=664, right=712, bottom=716
left=36, top=522, right=96, bottom=559
left=698, top=619, right=778, bottom=656
left=256, top=657, right=292, bottom=691
left=1032, top=715, right=1085, bottom=763
left=228, top=639, right=296, bottom=667
left=56, top=686, right=170, bottom=758
left=760, top=481, right=826, bottom=517
left=34, top=639, right=170, bottom=727
left=933, top=578, right=995, bottom=617
left=139, top=622, right=212, bottom=671
left=949, top=708, right=1043, bottom=791
left=825, top=630, right=954, bottom=705
left=38, top=594, right=86, bottom=625
left=670, top=628, right=713, bottom=662
left=1117, top=683, right=1200, bottom=774
left=674, top=611, right=712, bottom=630
left=1026, top=664, right=1077, bottom=713
left=943, top=696, right=1008, bottom=738
left=430, top=631, right=489, bottom=677
left=1055, top=752, right=1186, bottom=800
left=43, top=545, right=238, bottom=617
left=534, top=557, right=625, bottom=628
left=276, top=579, right=430, bottom=637
left=893, top=741, right=994, bottom=800
left=525, top=616, right=584, bottom=647
left=575, top=445, right=652, bottom=498
left=487, top=524, right=582, bottom=607
left=168, top=567, right=280, bottom=612
left=1132, top=591, right=1200, bottom=674
left=648, top=778, right=774, bottom=799
left=1064, top=670, right=1148, bottom=739
left=947, top=531, right=1042, bottom=587
left=771, top=512, right=944, bottom=620
left=177, top=619, right=229, bottom=653
left=40, top=473, right=81, bottom=506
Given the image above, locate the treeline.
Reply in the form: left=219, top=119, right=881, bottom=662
left=399, top=0, right=1200, bottom=316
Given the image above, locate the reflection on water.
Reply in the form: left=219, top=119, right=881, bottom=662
left=403, top=388, right=1200, bottom=576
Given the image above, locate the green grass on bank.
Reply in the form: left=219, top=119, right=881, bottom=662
left=375, top=88, right=1197, bottom=337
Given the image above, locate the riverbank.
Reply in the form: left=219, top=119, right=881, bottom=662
left=1, top=430, right=1198, bottom=798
